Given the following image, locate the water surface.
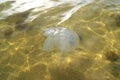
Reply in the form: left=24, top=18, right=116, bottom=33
left=0, top=0, right=120, bottom=80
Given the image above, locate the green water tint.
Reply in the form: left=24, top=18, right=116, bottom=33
left=0, top=1, right=120, bottom=80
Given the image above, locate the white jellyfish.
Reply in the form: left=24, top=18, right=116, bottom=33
left=43, top=27, right=79, bottom=53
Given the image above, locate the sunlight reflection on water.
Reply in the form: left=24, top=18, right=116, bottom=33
left=0, top=0, right=120, bottom=80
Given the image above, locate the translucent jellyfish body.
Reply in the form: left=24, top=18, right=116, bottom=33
left=43, top=27, right=79, bottom=53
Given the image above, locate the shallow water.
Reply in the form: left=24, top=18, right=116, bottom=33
left=0, top=0, right=120, bottom=80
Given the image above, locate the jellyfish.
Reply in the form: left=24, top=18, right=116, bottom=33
left=43, top=27, right=79, bottom=53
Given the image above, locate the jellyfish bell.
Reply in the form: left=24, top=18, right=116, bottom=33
left=43, top=27, right=55, bottom=36
left=43, top=27, right=79, bottom=53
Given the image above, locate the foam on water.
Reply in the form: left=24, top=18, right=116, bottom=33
left=0, top=0, right=93, bottom=24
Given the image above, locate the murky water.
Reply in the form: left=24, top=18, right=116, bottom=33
left=0, top=0, right=120, bottom=80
